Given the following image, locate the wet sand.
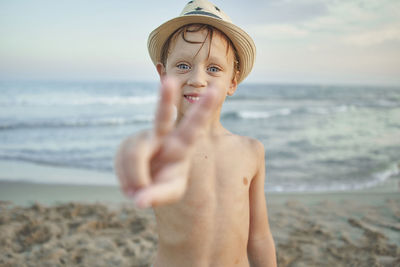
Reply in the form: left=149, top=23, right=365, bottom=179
left=0, top=172, right=399, bottom=266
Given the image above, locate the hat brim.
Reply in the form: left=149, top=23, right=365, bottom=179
left=147, top=15, right=256, bottom=84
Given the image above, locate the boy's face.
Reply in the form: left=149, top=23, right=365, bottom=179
left=157, top=27, right=238, bottom=119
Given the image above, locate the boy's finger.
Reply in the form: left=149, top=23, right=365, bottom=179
left=120, top=135, right=152, bottom=191
left=133, top=164, right=187, bottom=208
left=154, top=77, right=178, bottom=137
left=133, top=174, right=186, bottom=209
left=114, top=147, right=131, bottom=196
left=174, top=86, right=218, bottom=146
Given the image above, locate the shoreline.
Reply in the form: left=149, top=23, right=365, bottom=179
left=1, top=180, right=399, bottom=206
left=1, top=159, right=399, bottom=205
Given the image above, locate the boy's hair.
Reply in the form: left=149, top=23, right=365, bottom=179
left=160, top=24, right=240, bottom=74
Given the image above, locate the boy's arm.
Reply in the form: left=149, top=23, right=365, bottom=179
left=247, top=141, right=277, bottom=267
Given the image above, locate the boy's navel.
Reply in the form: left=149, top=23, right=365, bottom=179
left=243, top=177, right=248, bottom=186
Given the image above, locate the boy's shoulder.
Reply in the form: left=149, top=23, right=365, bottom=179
left=242, top=135, right=265, bottom=158
left=236, top=134, right=263, bottom=149
left=222, top=133, right=265, bottom=158
left=223, top=134, right=265, bottom=177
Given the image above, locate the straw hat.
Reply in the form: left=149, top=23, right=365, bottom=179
left=147, top=0, right=256, bottom=84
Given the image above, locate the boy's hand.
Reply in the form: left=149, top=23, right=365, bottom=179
left=115, top=77, right=217, bottom=208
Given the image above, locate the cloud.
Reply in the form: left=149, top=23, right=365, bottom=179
left=343, top=26, right=400, bottom=46
left=245, top=0, right=400, bottom=43
left=229, top=0, right=329, bottom=24
left=301, top=0, right=400, bottom=34
left=261, top=0, right=329, bottom=24
left=249, top=24, right=309, bottom=40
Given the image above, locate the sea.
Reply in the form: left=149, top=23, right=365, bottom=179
left=1, top=80, right=399, bottom=193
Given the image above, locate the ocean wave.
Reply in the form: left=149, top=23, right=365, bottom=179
left=2, top=95, right=157, bottom=106
left=0, top=116, right=153, bottom=130
left=222, top=109, right=292, bottom=120
left=268, top=163, right=400, bottom=193
left=0, top=155, right=113, bottom=174
left=303, top=105, right=354, bottom=115
left=221, top=105, right=353, bottom=121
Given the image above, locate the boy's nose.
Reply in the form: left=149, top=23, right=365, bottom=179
left=187, top=67, right=207, bottom=88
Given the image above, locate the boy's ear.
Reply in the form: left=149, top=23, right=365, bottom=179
left=156, top=62, right=166, bottom=79
left=227, top=71, right=239, bottom=96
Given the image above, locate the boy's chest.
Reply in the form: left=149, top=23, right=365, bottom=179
left=184, top=141, right=256, bottom=202
left=153, top=138, right=257, bottom=242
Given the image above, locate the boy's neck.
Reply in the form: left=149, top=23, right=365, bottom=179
left=176, top=111, right=229, bottom=138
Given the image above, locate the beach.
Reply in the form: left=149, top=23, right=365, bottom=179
left=1, top=161, right=399, bottom=267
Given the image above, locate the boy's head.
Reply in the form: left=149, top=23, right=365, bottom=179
left=155, top=23, right=240, bottom=117
left=148, top=0, right=256, bottom=84
left=159, top=24, right=240, bottom=77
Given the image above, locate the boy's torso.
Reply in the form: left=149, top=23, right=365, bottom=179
left=153, top=132, right=259, bottom=267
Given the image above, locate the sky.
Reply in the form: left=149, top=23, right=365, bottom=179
left=1, top=0, right=400, bottom=85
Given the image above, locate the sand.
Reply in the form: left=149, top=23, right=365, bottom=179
left=0, top=201, right=157, bottom=267
left=268, top=192, right=400, bottom=266
left=0, top=161, right=399, bottom=266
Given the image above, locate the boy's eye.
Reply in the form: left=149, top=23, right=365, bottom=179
left=177, top=63, right=190, bottom=70
left=208, top=66, right=221, bottom=73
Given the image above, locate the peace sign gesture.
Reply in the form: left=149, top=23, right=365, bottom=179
left=115, top=77, right=217, bottom=208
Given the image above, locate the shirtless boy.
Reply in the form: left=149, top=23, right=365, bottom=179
left=115, top=1, right=276, bottom=266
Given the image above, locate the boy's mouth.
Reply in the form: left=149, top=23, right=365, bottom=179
left=184, top=93, right=200, bottom=103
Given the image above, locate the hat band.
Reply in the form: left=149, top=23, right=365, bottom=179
left=184, top=10, right=222, bottom=20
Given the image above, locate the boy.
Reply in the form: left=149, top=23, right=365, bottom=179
left=115, top=0, right=277, bottom=266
